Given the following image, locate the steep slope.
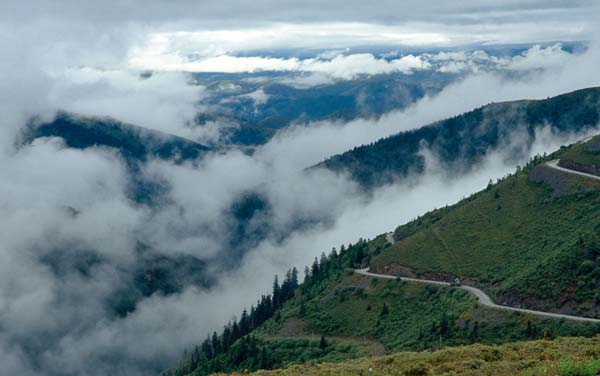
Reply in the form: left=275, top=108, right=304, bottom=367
left=558, top=134, right=600, bottom=176
left=370, top=135, right=600, bottom=318
left=316, top=87, right=600, bottom=187
left=171, top=238, right=599, bottom=376
left=169, top=135, right=600, bottom=376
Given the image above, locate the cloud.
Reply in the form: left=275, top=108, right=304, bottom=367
left=129, top=41, right=580, bottom=81
left=507, top=43, right=573, bottom=70
left=0, top=2, right=598, bottom=376
left=1, top=0, right=594, bottom=28
left=130, top=50, right=432, bottom=79
left=47, top=68, right=204, bottom=139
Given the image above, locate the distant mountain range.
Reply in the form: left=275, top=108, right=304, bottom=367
left=194, top=70, right=453, bottom=146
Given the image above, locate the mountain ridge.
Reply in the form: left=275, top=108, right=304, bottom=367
left=315, top=86, right=600, bottom=187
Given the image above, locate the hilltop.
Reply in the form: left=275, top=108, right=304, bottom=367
left=316, top=87, right=600, bottom=187
left=21, top=112, right=211, bottom=163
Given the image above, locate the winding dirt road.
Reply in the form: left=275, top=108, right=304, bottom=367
left=546, top=160, right=600, bottom=181
left=355, top=268, right=600, bottom=323
left=362, top=160, right=600, bottom=323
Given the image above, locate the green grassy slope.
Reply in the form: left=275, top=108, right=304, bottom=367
left=259, top=272, right=598, bottom=354
left=371, top=140, right=600, bottom=317
left=558, top=136, right=600, bottom=176
left=178, top=268, right=598, bottom=376
left=249, top=335, right=600, bottom=376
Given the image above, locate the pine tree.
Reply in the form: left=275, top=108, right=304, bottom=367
left=231, top=320, right=241, bottom=342
left=379, top=303, right=389, bottom=317
left=291, top=267, right=299, bottom=289
left=221, top=325, right=231, bottom=353
left=311, top=257, right=319, bottom=279
left=259, top=346, right=269, bottom=370
left=240, top=309, right=250, bottom=335
left=272, top=275, right=281, bottom=308
left=318, top=335, right=328, bottom=350
left=211, top=331, right=221, bottom=355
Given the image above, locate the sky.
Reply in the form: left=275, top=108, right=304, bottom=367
left=0, top=1, right=600, bottom=375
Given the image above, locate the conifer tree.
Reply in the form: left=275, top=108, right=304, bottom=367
left=319, top=335, right=328, bottom=350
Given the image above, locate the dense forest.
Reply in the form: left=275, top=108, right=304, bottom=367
left=318, top=87, right=600, bottom=187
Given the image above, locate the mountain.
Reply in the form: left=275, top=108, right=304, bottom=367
left=21, top=112, right=212, bottom=204
left=22, top=112, right=211, bottom=163
left=316, top=87, right=600, bottom=187
left=370, top=136, right=600, bottom=317
left=169, top=134, right=600, bottom=375
left=193, top=70, right=453, bottom=146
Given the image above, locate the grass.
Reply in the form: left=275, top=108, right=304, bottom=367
left=256, top=273, right=600, bottom=359
left=245, top=335, right=600, bottom=375
left=190, top=138, right=600, bottom=376
left=560, top=135, right=600, bottom=168
left=370, top=150, right=600, bottom=316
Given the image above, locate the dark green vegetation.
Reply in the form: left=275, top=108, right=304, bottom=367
left=249, top=336, right=600, bottom=376
left=371, top=140, right=600, bottom=318
left=171, top=213, right=600, bottom=375
left=22, top=112, right=210, bottom=163
left=169, top=269, right=300, bottom=376
left=559, top=135, right=600, bottom=176
left=169, top=135, right=600, bottom=376
left=318, top=87, right=600, bottom=187
left=167, top=241, right=374, bottom=376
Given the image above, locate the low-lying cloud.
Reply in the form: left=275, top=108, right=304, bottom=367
left=0, top=4, right=599, bottom=376
left=129, top=42, right=579, bottom=80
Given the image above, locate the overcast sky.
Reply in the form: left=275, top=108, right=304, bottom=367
left=1, top=0, right=597, bottom=70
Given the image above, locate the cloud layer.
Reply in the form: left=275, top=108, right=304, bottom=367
left=0, top=2, right=599, bottom=375
left=129, top=43, right=580, bottom=79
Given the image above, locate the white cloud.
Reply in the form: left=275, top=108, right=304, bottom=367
left=0, top=2, right=598, bottom=375
left=239, top=88, right=270, bottom=111
left=508, top=43, right=573, bottom=70
left=130, top=51, right=432, bottom=79
left=48, top=68, right=205, bottom=140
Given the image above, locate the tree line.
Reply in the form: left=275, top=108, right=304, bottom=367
left=170, top=239, right=370, bottom=375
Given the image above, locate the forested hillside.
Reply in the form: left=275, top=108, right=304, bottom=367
left=22, top=112, right=211, bottom=163
left=371, top=136, right=600, bottom=318
left=169, top=134, right=600, bottom=376
left=317, top=87, right=600, bottom=187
